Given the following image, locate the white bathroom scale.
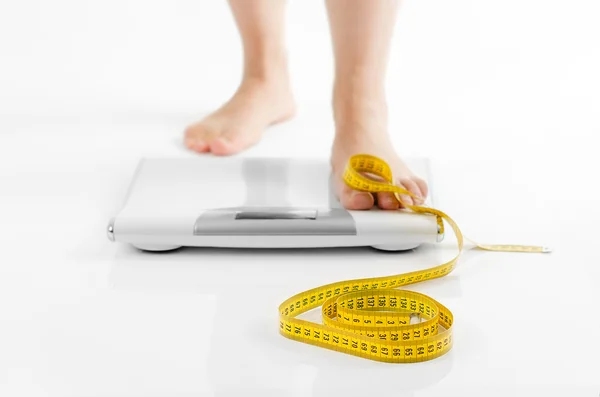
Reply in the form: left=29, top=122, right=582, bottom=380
left=107, top=156, right=443, bottom=252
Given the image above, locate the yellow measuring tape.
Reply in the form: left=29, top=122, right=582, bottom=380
left=278, top=154, right=549, bottom=363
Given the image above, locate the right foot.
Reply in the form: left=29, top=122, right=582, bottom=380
left=184, top=77, right=295, bottom=155
left=330, top=90, right=428, bottom=210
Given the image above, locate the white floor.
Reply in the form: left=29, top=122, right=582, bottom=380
left=1, top=1, right=599, bottom=396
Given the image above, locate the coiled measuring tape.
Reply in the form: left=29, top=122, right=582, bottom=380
left=278, top=154, right=550, bottom=363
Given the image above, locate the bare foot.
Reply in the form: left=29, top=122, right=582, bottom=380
left=331, top=94, right=428, bottom=210
left=184, top=75, right=295, bottom=156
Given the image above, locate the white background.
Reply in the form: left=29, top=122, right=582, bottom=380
left=1, top=0, right=599, bottom=396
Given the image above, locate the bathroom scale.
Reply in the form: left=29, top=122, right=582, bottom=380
left=107, top=156, right=443, bottom=252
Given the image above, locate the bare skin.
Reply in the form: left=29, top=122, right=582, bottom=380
left=331, top=94, right=428, bottom=209
left=184, top=0, right=427, bottom=208
left=184, top=76, right=295, bottom=155
left=184, top=0, right=294, bottom=155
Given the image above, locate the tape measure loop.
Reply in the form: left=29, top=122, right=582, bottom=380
left=279, top=154, right=547, bottom=363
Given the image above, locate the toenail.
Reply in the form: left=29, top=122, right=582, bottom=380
left=399, top=196, right=413, bottom=205
left=384, top=197, right=396, bottom=207
left=351, top=191, right=372, bottom=207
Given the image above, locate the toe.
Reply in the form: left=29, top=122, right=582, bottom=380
left=209, top=137, right=243, bottom=156
left=397, top=177, right=423, bottom=207
left=184, top=125, right=211, bottom=153
left=189, top=140, right=210, bottom=152
left=413, top=177, right=429, bottom=200
left=376, top=192, right=400, bottom=210
left=339, top=184, right=374, bottom=210
left=211, top=129, right=262, bottom=156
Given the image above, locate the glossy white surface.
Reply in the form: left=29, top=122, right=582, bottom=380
left=1, top=0, right=599, bottom=396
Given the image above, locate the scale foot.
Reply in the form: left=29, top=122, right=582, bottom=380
left=370, top=243, right=421, bottom=252
left=132, top=244, right=182, bottom=252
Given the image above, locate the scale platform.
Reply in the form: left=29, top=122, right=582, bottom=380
left=107, top=157, right=443, bottom=252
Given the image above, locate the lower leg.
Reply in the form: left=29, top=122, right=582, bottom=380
left=326, top=0, right=427, bottom=209
left=184, top=0, right=295, bottom=155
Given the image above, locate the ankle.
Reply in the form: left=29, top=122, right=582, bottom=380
left=332, top=84, right=388, bottom=128
left=234, top=71, right=296, bottom=118
left=242, top=49, right=290, bottom=83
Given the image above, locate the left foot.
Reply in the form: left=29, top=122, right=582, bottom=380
left=331, top=93, right=428, bottom=210
left=184, top=72, right=295, bottom=156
